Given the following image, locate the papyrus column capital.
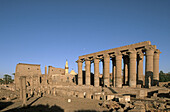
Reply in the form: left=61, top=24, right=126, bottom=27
left=76, top=59, right=83, bottom=63
left=145, top=45, right=155, bottom=56
left=115, top=51, right=122, bottom=60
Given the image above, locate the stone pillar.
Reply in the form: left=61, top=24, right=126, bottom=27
left=30, top=76, right=33, bottom=88
left=85, top=59, right=91, bottom=86
left=34, top=76, right=38, bottom=89
left=38, top=88, right=41, bottom=97
left=21, top=76, right=27, bottom=106
left=148, top=76, right=151, bottom=88
left=37, top=76, right=40, bottom=87
left=53, top=88, right=56, bottom=96
left=45, top=65, right=47, bottom=75
left=77, top=60, right=83, bottom=85
left=112, top=57, right=116, bottom=87
left=104, top=54, right=110, bottom=87
left=101, top=59, right=104, bottom=86
left=19, top=77, right=23, bottom=100
left=30, top=88, right=33, bottom=96
left=153, top=49, right=161, bottom=86
left=145, top=47, right=154, bottom=87
left=45, top=75, right=48, bottom=86
left=94, top=57, right=100, bottom=87
left=123, top=56, right=129, bottom=85
left=129, top=49, right=137, bottom=87
left=137, top=52, right=144, bottom=85
left=115, top=52, right=122, bottom=87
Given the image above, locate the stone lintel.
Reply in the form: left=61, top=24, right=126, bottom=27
left=79, top=41, right=151, bottom=59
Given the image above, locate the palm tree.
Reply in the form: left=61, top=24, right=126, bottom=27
left=3, top=74, right=12, bottom=84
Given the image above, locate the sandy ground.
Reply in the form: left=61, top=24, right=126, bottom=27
left=1, top=95, right=109, bottom=112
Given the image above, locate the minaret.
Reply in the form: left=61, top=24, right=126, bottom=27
left=65, top=60, right=69, bottom=74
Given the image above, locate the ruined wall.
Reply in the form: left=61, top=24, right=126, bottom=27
left=51, top=73, right=75, bottom=84
left=15, top=63, right=42, bottom=89
left=48, top=66, right=64, bottom=75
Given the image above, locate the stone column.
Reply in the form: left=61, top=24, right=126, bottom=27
left=112, top=57, right=116, bottom=87
left=30, top=76, right=33, bottom=88
left=21, top=76, right=27, bottom=106
left=104, top=54, right=110, bottom=87
left=30, top=88, right=33, bottom=96
left=145, top=46, right=154, bottom=87
left=34, top=76, right=38, bottom=89
left=153, top=49, right=161, bottom=86
left=94, top=57, right=100, bottom=87
left=123, top=56, right=129, bottom=85
left=137, top=52, right=144, bottom=85
left=19, top=77, right=23, bottom=100
left=53, top=88, right=56, bottom=96
left=38, top=88, right=41, bottom=97
left=101, top=59, right=104, bottom=86
left=85, top=59, right=91, bottom=86
left=115, top=52, right=122, bottom=87
left=129, top=49, right=137, bottom=87
left=77, top=60, right=83, bottom=85
left=45, top=65, right=47, bottom=75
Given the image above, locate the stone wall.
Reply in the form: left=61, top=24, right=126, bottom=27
left=48, top=66, right=64, bottom=75
left=15, top=63, right=41, bottom=89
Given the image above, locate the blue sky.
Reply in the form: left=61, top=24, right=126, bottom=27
left=0, top=0, right=170, bottom=78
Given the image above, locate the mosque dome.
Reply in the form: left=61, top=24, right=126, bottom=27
left=70, top=69, right=77, bottom=75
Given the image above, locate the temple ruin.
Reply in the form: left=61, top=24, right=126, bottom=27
left=76, top=41, right=161, bottom=88
left=14, top=60, right=77, bottom=90
left=3, top=41, right=169, bottom=112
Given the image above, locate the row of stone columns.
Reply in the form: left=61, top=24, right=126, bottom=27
left=77, top=47, right=161, bottom=88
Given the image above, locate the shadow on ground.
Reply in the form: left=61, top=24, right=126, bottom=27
left=75, top=110, right=108, bottom=112
left=4, top=104, right=64, bottom=112
left=0, top=101, right=13, bottom=110
left=75, top=110, right=98, bottom=112
left=107, top=87, right=117, bottom=94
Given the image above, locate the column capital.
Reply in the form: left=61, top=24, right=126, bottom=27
left=145, top=45, right=155, bottom=56
left=104, top=53, right=110, bottom=64
left=110, top=53, right=115, bottom=58
left=114, top=51, right=122, bottom=56
left=76, top=59, right=83, bottom=63
left=154, top=49, right=161, bottom=54
left=122, top=52, right=128, bottom=56
left=137, top=50, right=144, bottom=59
left=128, top=48, right=137, bottom=54
left=84, top=57, right=92, bottom=61
left=145, top=45, right=156, bottom=50
left=154, top=49, right=161, bottom=60
left=93, top=54, right=101, bottom=59
left=103, top=53, right=110, bottom=58
left=115, top=51, right=122, bottom=60
left=94, top=58, right=99, bottom=64
left=128, top=49, right=137, bottom=59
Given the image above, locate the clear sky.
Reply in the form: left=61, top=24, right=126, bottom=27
left=0, top=0, right=170, bottom=78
